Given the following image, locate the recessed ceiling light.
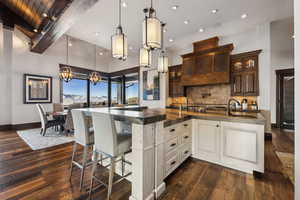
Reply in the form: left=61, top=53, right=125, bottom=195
left=292, top=35, right=295, bottom=39
left=42, top=13, right=48, bottom=18
left=199, top=28, right=205, bottom=33
left=169, top=38, right=174, bottom=42
left=99, top=52, right=104, bottom=55
left=241, top=14, right=248, bottom=19
left=122, top=1, right=127, bottom=7
left=95, top=32, right=100, bottom=36
left=184, top=20, right=189, bottom=25
left=163, top=29, right=167, bottom=33
left=129, top=46, right=133, bottom=50
left=171, top=5, right=179, bottom=10
left=211, top=9, right=218, bottom=14
left=33, top=29, right=38, bottom=33
left=68, top=43, right=73, bottom=47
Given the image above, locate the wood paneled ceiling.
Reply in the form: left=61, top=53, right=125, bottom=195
left=0, top=0, right=99, bottom=53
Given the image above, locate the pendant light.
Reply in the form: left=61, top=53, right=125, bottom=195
left=142, top=0, right=162, bottom=50
left=59, top=35, right=73, bottom=82
left=139, top=47, right=151, bottom=67
left=111, top=0, right=128, bottom=60
left=158, top=23, right=168, bottom=73
left=89, top=45, right=101, bottom=85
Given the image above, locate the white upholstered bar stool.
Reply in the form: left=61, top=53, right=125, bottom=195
left=89, top=112, right=132, bottom=199
left=69, top=109, right=94, bottom=190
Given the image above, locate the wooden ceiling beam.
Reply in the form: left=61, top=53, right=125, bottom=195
left=31, top=0, right=99, bottom=54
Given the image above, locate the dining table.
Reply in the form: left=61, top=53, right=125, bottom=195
left=46, top=110, right=69, bottom=133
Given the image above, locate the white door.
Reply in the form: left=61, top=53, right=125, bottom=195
left=193, top=120, right=221, bottom=163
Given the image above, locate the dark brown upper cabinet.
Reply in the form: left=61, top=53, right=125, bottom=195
left=181, top=39, right=234, bottom=86
left=231, top=50, right=262, bottom=96
left=169, top=65, right=184, bottom=97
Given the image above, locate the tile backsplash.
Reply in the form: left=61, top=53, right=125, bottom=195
left=168, top=84, right=257, bottom=106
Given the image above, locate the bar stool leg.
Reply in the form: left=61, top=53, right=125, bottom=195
left=89, top=153, right=98, bottom=200
left=121, top=155, right=125, bottom=177
left=80, top=145, right=88, bottom=190
left=107, top=157, right=115, bottom=199
left=69, top=142, right=77, bottom=181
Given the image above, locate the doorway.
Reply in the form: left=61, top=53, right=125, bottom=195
left=276, top=68, right=295, bottom=129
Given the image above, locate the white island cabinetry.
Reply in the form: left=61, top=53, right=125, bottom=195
left=192, top=119, right=264, bottom=174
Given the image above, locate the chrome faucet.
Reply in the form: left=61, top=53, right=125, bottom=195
left=227, top=98, right=241, bottom=116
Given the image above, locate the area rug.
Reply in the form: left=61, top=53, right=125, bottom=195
left=17, top=128, right=74, bottom=150
left=275, top=151, right=294, bottom=184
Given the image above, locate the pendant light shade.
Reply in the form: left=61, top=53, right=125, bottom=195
left=158, top=53, right=168, bottom=73
left=139, top=47, right=151, bottom=67
left=59, top=36, right=73, bottom=82
left=157, top=23, right=168, bottom=73
left=89, top=45, right=102, bottom=85
left=111, top=0, right=127, bottom=60
left=142, top=1, right=162, bottom=50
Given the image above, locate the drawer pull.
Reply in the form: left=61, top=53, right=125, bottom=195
left=216, top=124, right=220, bottom=128
left=183, top=124, right=188, bottom=127
left=184, top=136, right=189, bottom=139
left=170, top=129, right=176, bottom=132
left=184, top=150, right=189, bottom=154
left=170, top=143, right=177, bottom=147
left=171, top=161, right=176, bottom=166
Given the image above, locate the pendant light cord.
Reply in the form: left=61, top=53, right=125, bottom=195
left=119, top=0, right=121, bottom=27
left=66, top=35, right=69, bottom=65
left=94, top=45, right=97, bottom=69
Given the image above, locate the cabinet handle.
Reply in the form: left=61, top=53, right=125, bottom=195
left=184, top=136, right=189, bottom=139
left=171, top=161, right=176, bottom=165
left=216, top=124, right=220, bottom=128
left=170, top=129, right=175, bottom=132
left=184, top=150, right=189, bottom=154
left=170, top=143, right=177, bottom=147
left=183, top=124, right=188, bottom=127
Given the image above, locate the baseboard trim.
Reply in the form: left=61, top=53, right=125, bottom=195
left=0, top=122, right=41, bottom=131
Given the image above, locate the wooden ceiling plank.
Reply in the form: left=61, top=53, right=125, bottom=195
left=31, top=0, right=100, bottom=53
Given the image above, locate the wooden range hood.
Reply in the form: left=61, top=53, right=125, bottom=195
left=181, top=37, right=234, bottom=86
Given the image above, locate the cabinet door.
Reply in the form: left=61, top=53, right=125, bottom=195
left=243, top=72, right=258, bottom=96
left=193, top=120, right=220, bottom=163
left=194, top=54, right=213, bottom=74
left=182, top=57, right=195, bottom=76
left=231, top=73, right=243, bottom=96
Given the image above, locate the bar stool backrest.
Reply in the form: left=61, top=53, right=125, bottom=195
left=91, top=112, right=118, bottom=157
left=71, top=110, right=92, bottom=146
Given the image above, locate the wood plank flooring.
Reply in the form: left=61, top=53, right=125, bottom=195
left=0, top=129, right=294, bottom=200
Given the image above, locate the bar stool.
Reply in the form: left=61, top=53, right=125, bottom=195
left=69, top=110, right=94, bottom=190
left=89, top=112, right=132, bottom=199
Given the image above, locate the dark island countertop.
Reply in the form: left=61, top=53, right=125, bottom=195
left=76, top=106, right=266, bottom=126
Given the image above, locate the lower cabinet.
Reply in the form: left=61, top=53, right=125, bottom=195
left=193, top=119, right=264, bottom=174
left=163, top=120, right=192, bottom=178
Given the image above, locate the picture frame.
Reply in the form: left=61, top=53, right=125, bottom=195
left=23, top=74, right=53, bottom=104
left=143, top=69, right=160, bottom=100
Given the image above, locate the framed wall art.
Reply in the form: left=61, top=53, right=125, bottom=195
left=23, top=74, right=53, bottom=104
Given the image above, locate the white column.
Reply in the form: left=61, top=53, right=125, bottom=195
left=130, top=123, right=156, bottom=200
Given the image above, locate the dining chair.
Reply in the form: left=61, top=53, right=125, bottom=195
left=64, top=103, right=84, bottom=133
left=36, top=104, right=64, bottom=136
left=53, top=103, right=64, bottom=131
left=89, top=112, right=132, bottom=199
left=69, top=109, right=94, bottom=190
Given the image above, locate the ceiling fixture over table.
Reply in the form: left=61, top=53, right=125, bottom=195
left=89, top=45, right=102, bottom=85
left=139, top=47, right=152, bottom=67
left=59, top=35, right=73, bottom=83
left=111, top=0, right=128, bottom=60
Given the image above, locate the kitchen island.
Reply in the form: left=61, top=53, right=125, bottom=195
left=78, top=106, right=265, bottom=200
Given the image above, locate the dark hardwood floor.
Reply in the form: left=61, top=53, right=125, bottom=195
left=0, top=129, right=294, bottom=200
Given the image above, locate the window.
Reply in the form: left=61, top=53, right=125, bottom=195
left=90, top=79, right=109, bottom=107
left=125, top=73, right=139, bottom=105
left=111, top=77, right=123, bottom=106
left=62, top=78, right=88, bottom=106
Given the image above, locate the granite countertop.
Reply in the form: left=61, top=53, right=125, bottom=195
left=77, top=106, right=167, bottom=125
left=164, top=108, right=266, bottom=127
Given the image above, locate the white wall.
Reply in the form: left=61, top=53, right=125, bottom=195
left=270, top=17, right=294, bottom=123
left=168, top=22, right=272, bottom=111
left=294, top=0, right=299, bottom=199
left=0, top=26, right=111, bottom=125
